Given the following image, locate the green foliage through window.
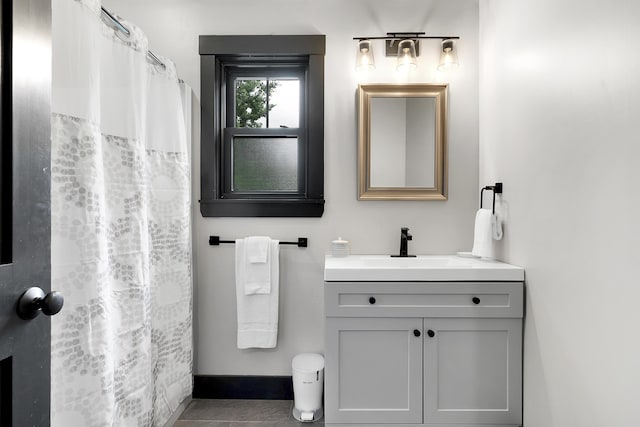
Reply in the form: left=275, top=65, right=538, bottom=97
left=235, top=79, right=280, bottom=128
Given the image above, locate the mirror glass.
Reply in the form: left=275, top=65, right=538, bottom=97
left=358, top=84, right=447, bottom=200
left=370, top=97, right=436, bottom=188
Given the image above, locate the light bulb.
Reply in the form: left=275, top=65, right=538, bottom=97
left=396, top=39, right=417, bottom=71
left=356, top=40, right=375, bottom=71
left=438, top=39, right=459, bottom=71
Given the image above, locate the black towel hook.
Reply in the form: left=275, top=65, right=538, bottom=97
left=480, top=182, right=503, bottom=215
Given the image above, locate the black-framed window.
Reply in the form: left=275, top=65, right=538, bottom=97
left=223, top=66, right=305, bottom=197
left=199, top=35, right=325, bottom=217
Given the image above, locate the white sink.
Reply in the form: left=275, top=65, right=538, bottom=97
left=360, top=256, right=470, bottom=268
left=324, top=254, right=524, bottom=282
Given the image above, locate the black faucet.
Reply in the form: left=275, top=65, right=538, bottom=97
left=391, top=227, right=416, bottom=258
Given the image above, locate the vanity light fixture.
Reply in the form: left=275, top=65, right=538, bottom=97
left=437, top=39, right=459, bottom=71
left=353, top=32, right=460, bottom=72
left=396, top=39, right=417, bottom=71
left=356, top=39, right=375, bottom=70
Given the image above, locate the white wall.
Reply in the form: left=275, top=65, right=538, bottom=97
left=479, top=1, right=640, bottom=425
left=104, top=0, right=479, bottom=375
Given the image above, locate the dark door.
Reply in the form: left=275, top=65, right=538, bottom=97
left=0, top=0, right=54, bottom=425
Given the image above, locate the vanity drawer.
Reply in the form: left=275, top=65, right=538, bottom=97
left=324, top=282, right=523, bottom=318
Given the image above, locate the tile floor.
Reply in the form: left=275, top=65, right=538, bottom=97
left=173, top=399, right=325, bottom=426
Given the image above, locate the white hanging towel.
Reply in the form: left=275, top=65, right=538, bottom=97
left=471, top=209, right=495, bottom=259
left=492, top=212, right=503, bottom=241
left=246, top=235, right=270, bottom=263
left=235, top=238, right=280, bottom=349
left=240, top=236, right=272, bottom=295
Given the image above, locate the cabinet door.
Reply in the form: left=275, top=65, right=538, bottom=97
left=424, top=318, right=522, bottom=425
left=325, top=317, right=423, bottom=424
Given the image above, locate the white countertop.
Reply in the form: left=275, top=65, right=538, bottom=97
left=324, top=254, right=524, bottom=282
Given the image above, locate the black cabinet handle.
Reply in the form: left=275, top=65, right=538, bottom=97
left=369, top=297, right=376, bottom=305
left=427, top=329, right=435, bottom=338
left=472, top=297, right=481, bottom=305
left=413, top=329, right=421, bottom=337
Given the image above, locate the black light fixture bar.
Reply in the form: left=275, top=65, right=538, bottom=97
left=352, top=32, right=460, bottom=41
left=354, top=32, right=461, bottom=68
left=354, top=33, right=460, bottom=58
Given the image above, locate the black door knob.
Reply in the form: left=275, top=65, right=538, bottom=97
left=413, top=329, right=421, bottom=337
left=16, top=287, right=64, bottom=320
left=472, top=297, right=481, bottom=305
left=427, top=329, right=435, bottom=338
left=369, top=297, right=376, bottom=304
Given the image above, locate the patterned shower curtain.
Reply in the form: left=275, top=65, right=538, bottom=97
left=50, top=1, right=192, bottom=426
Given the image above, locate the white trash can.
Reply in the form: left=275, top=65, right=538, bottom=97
left=292, top=353, right=324, bottom=422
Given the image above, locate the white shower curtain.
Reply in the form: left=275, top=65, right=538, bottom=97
left=50, top=1, right=192, bottom=426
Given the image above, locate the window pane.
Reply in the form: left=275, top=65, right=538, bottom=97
left=235, top=79, right=267, bottom=128
left=268, top=79, right=299, bottom=128
left=235, top=78, right=299, bottom=129
left=232, top=137, right=298, bottom=192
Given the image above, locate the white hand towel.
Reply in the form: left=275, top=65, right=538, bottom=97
left=247, top=236, right=270, bottom=263
left=235, top=239, right=280, bottom=349
left=471, top=208, right=495, bottom=259
left=237, top=237, right=273, bottom=295
left=492, top=213, right=503, bottom=241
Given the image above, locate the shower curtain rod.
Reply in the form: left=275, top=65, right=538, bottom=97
left=100, top=6, right=166, bottom=70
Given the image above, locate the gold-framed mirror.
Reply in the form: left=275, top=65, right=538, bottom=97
left=357, top=83, right=448, bottom=200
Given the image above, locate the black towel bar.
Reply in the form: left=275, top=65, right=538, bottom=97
left=480, top=182, right=503, bottom=214
left=209, top=236, right=308, bottom=248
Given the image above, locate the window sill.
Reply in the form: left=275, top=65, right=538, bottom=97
left=199, top=198, right=325, bottom=217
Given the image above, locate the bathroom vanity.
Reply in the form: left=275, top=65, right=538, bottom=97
left=324, top=255, right=524, bottom=427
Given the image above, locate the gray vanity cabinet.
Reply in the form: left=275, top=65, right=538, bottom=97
left=325, top=317, right=424, bottom=424
left=324, top=281, right=524, bottom=427
left=423, top=318, right=523, bottom=425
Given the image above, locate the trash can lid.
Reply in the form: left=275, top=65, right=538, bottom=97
left=292, top=353, right=324, bottom=372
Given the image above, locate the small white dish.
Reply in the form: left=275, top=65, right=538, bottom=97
left=456, top=251, right=480, bottom=258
